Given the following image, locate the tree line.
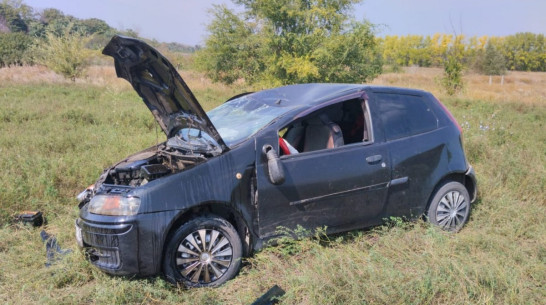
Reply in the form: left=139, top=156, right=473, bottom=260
left=0, top=0, right=115, bottom=68
left=196, top=1, right=544, bottom=87
left=0, top=0, right=198, bottom=70
left=379, top=33, right=545, bottom=74
left=1, top=0, right=544, bottom=85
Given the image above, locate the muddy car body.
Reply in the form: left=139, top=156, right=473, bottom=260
left=75, top=36, right=477, bottom=287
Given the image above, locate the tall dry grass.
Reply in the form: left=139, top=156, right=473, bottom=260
left=3, top=65, right=545, bottom=107
left=372, top=67, right=546, bottom=106
left=0, top=65, right=247, bottom=110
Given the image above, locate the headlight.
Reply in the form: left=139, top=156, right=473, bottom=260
left=88, top=195, right=141, bottom=216
left=76, top=184, right=95, bottom=202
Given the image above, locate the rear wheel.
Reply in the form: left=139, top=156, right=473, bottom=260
left=427, top=181, right=471, bottom=232
left=163, top=216, right=242, bottom=287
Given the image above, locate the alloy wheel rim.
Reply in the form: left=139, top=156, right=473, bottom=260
left=176, top=229, right=233, bottom=284
left=436, top=190, right=468, bottom=230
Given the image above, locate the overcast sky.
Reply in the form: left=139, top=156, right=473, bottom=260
left=25, top=0, right=546, bottom=46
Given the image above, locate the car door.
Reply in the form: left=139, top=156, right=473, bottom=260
left=367, top=91, right=443, bottom=219
left=254, top=97, right=391, bottom=238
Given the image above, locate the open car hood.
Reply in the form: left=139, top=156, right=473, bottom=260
left=102, top=35, right=228, bottom=153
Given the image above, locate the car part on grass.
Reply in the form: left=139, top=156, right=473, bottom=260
left=14, top=211, right=44, bottom=227
left=41, top=230, right=72, bottom=267
left=250, top=285, right=286, bottom=305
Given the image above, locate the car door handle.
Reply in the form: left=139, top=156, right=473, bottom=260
left=366, top=154, right=382, bottom=164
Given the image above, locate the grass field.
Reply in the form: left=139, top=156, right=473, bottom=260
left=0, top=65, right=544, bottom=304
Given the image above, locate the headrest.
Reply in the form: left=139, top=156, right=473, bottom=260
left=323, top=105, right=344, bottom=122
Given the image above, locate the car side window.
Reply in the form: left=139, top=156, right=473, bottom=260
left=279, top=98, right=372, bottom=156
left=374, top=93, right=438, bottom=141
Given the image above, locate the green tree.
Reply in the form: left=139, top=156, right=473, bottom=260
left=0, top=32, right=32, bottom=67
left=441, top=35, right=465, bottom=96
left=480, top=41, right=506, bottom=76
left=502, top=32, right=545, bottom=72
left=197, top=0, right=382, bottom=85
left=196, top=5, right=265, bottom=84
left=0, top=0, right=28, bottom=33
left=40, top=8, right=64, bottom=24
left=75, top=18, right=110, bottom=35
left=310, top=21, right=382, bottom=83
left=122, top=28, right=139, bottom=38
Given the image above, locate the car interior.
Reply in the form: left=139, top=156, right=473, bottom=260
left=279, top=98, right=370, bottom=156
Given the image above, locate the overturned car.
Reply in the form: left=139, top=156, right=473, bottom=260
left=75, top=35, right=477, bottom=287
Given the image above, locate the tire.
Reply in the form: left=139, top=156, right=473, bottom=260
left=427, top=181, right=471, bottom=232
left=163, top=216, right=242, bottom=287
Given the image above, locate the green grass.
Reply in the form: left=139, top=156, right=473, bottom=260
left=0, top=75, right=544, bottom=304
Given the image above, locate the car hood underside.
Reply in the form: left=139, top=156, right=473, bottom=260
left=102, top=35, right=228, bottom=152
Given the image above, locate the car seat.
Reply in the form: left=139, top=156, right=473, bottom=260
left=303, top=113, right=344, bottom=151
left=284, top=122, right=306, bottom=152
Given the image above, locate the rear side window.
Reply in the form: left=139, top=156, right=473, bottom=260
left=375, top=93, right=438, bottom=141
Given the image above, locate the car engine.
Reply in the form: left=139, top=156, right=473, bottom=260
left=100, top=144, right=207, bottom=187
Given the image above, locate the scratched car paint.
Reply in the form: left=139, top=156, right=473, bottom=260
left=75, top=35, right=477, bottom=287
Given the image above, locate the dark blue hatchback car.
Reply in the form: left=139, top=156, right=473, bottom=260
left=75, top=36, right=477, bottom=287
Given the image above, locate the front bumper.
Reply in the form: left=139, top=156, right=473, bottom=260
left=75, top=207, right=180, bottom=277
left=76, top=217, right=140, bottom=275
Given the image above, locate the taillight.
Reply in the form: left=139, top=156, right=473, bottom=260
left=435, top=98, right=462, bottom=133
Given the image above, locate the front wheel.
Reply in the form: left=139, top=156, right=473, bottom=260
left=163, top=216, right=242, bottom=287
left=427, top=181, right=471, bottom=232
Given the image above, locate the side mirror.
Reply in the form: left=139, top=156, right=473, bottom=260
left=262, top=144, right=285, bottom=185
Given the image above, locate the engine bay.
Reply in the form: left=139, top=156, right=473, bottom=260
left=100, top=144, right=208, bottom=187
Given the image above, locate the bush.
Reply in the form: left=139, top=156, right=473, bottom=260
left=441, top=38, right=465, bottom=96
left=441, top=53, right=464, bottom=95
left=31, top=28, right=93, bottom=81
left=0, top=32, right=32, bottom=67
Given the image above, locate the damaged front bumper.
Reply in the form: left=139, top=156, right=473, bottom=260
left=75, top=217, right=139, bottom=275
left=75, top=205, right=180, bottom=277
